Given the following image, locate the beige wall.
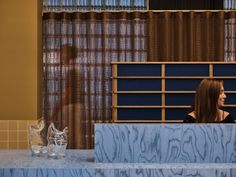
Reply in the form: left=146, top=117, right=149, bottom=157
left=0, top=0, right=41, bottom=120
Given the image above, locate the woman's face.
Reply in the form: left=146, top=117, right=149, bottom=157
left=218, top=85, right=226, bottom=107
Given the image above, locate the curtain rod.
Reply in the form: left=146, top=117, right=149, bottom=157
left=42, top=10, right=236, bottom=13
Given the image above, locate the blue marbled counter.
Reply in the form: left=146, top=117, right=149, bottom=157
left=0, top=150, right=236, bottom=177
left=0, top=149, right=94, bottom=169
left=95, top=124, right=236, bottom=163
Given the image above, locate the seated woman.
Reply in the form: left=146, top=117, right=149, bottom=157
left=184, top=79, right=234, bottom=123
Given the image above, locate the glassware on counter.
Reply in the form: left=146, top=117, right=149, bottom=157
left=28, top=118, right=47, bottom=156
left=47, top=123, right=68, bottom=159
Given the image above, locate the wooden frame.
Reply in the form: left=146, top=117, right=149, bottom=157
left=112, top=62, right=236, bottom=123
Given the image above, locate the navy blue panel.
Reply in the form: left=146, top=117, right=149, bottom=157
left=165, top=64, right=209, bottom=76
left=118, top=79, right=161, bottom=91
left=118, top=64, right=161, bottom=76
left=224, top=93, right=236, bottom=105
left=117, top=108, right=161, bottom=120
left=165, top=93, right=194, bottom=106
left=221, top=107, right=236, bottom=121
left=165, top=108, right=190, bottom=121
left=213, top=64, right=236, bottom=76
left=165, top=79, right=201, bottom=91
left=222, top=79, right=236, bottom=91
left=118, top=93, right=161, bottom=106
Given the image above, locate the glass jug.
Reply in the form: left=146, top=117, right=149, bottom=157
left=47, top=123, right=68, bottom=159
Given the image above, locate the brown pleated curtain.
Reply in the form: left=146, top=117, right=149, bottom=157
left=43, top=11, right=235, bottom=149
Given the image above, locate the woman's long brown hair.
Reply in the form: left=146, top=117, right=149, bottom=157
left=194, top=79, right=223, bottom=123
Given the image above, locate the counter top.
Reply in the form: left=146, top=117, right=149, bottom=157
left=0, top=150, right=236, bottom=169
left=0, top=150, right=236, bottom=177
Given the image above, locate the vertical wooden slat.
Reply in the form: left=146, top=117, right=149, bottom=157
left=209, top=63, right=213, bottom=78
left=112, top=64, right=118, bottom=122
left=161, top=64, right=165, bottom=122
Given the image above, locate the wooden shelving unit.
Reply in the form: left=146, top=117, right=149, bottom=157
left=112, top=62, right=236, bottom=122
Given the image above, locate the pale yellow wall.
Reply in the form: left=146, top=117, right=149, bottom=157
left=0, top=0, right=41, bottom=120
